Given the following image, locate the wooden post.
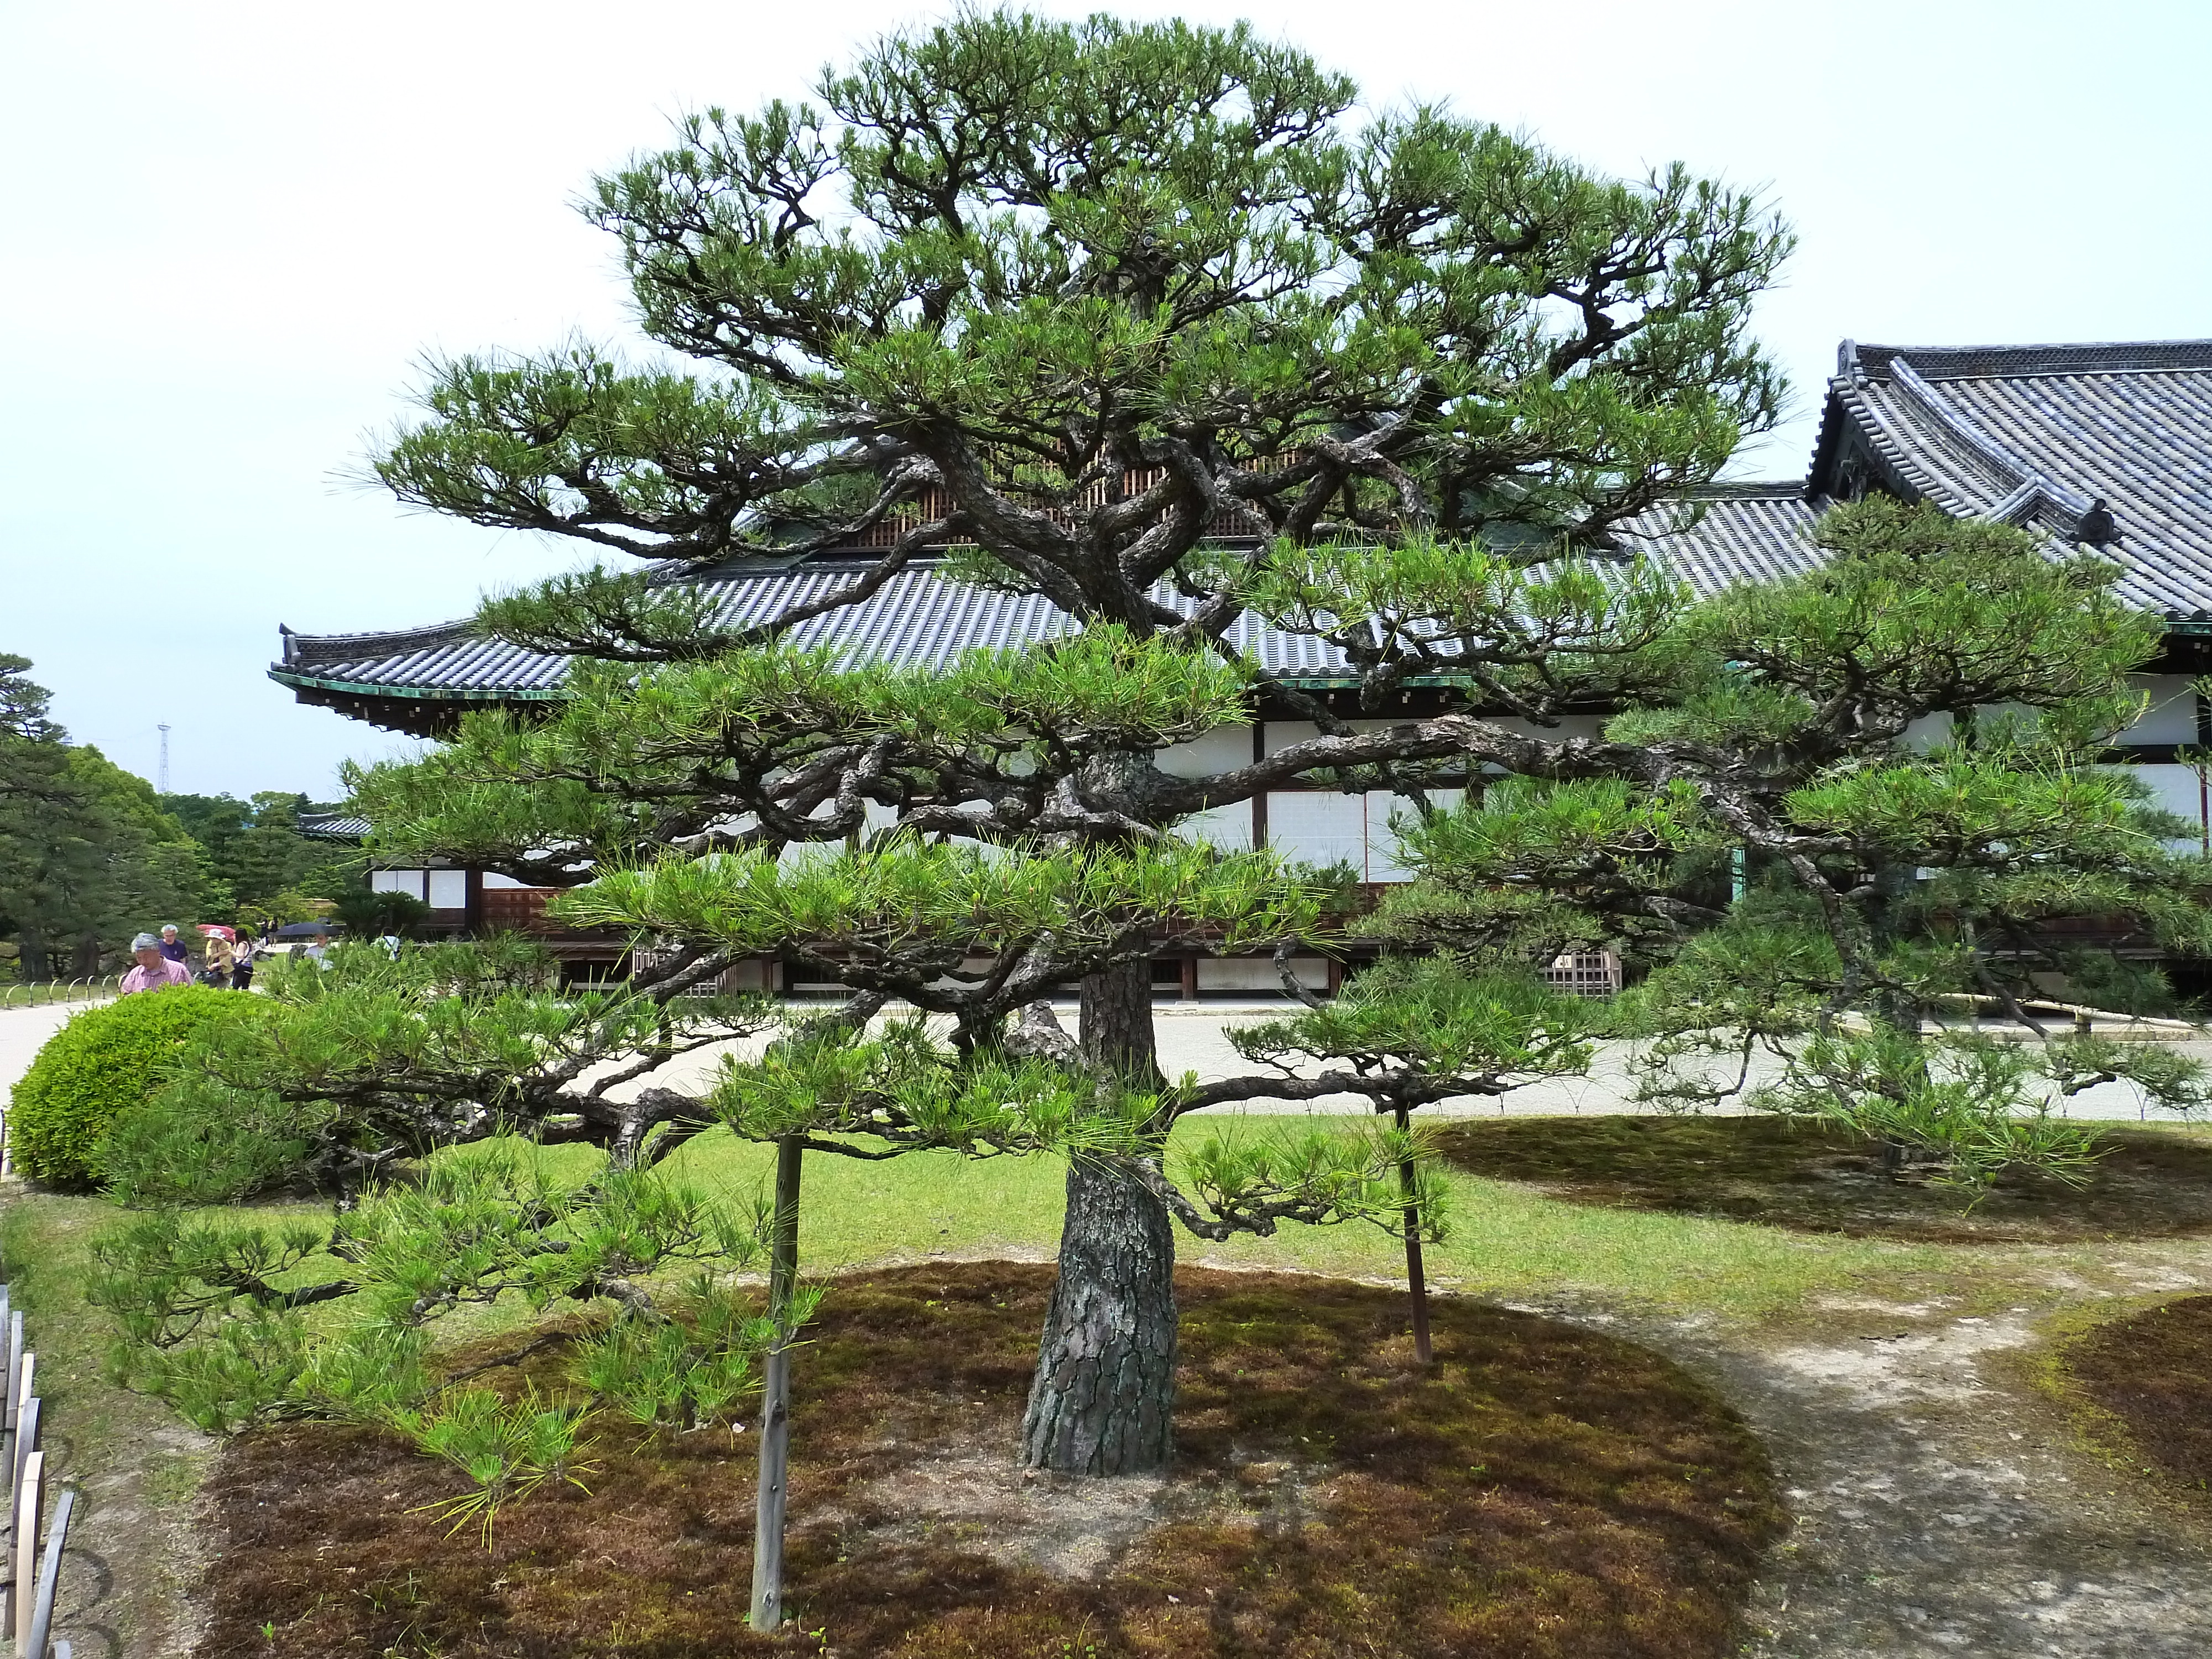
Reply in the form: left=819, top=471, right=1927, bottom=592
left=1392, top=1105, right=1433, bottom=1365
left=748, top=1136, right=803, bottom=1632
left=25, top=1484, right=73, bottom=1659
left=13, top=1448, right=41, bottom=1651
left=13, top=1397, right=40, bottom=1512
left=4, top=1313, right=20, bottom=1435
left=1180, top=956, right=1198, bottom=1001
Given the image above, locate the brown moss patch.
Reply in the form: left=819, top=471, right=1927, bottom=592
left=2062, top=1295, right=2212, bottom=1504
left=195, top=1263, right=1783, bottom=1658
left=1435, top=1114, right=2212, bottom=1243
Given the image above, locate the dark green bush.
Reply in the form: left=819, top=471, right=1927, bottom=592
left=6, top=988, right=254, bottom=1188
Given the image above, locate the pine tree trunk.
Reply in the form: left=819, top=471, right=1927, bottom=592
left=1020, top=1152, right=1179, bottom=1473
left=15, top=927, right=47, bottom=985
left=749, top=1136, right=802, bottom=1631
left=1020, top=958, right=1179, bottom=1475
left=1078, top=955, right=1162, bottom=1087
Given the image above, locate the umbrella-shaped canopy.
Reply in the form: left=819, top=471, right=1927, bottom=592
left=273, top=921, right=343, bottom=940
left=197, top=925, right=237, bottom=942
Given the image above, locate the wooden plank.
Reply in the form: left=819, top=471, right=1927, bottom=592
left=13, top=1448, right=41, bottom=1650
left=12, top=1396, right=40, bottom=1513
left=25, top=1484, right=74, bottom=1659
left=4, top=1313, right=19, bottom=1433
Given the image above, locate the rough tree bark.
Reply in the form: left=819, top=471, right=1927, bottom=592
left=1020, top=957, right=1181, bottom=1475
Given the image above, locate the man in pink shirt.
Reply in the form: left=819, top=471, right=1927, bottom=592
left=120, top=933, right=194, bottom=995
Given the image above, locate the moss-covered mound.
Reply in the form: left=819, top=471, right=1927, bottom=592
left=1434, top=1114, right=2212, bottom=1243
left=2064, top=1295, right=2212, bottom=1505
left=196, top=1263, right=1785, bottom=1659
left=5, top=987, right=250, bottom=1188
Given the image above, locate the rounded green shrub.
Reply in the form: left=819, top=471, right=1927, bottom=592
left=6, top=988, right=253, bottom=1188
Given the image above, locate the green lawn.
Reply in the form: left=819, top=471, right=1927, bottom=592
left=646, top=1118, right=1955, bottom=1320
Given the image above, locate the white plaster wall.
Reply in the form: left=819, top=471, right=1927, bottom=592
left=1174, top=802, right=1255, bottom=852
left=1265, top=791, right=1367, bottom=872
left=427, top=870, right=467, bottom=909
left=371, top=869, right=427, bottom=899
left=2128, top=763, right=2210, bottom=852
left=1259, top=721, right=1325, bottom=757
left=1197, top=956, right=1329, bottom=992
left=2118, top=675, right=2198, bottom=746
left=481, top=872, right=533, bottom=890
left=1156, top=724, right=1253, bottom=778
left=1364, top=789, right=1464, bottom=881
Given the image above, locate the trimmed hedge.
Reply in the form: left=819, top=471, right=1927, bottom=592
left=6, top=987, right=252, bottom=1188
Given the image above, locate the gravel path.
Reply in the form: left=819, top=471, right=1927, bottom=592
left=0, top=1001, right=95, bottom=1094
left=1630, top=1285, right=2212, bottom=1658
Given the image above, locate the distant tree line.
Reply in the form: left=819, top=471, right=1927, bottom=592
left=156, top=790, right=366, bottom=935
left=0, top=654, right=362, bottom=979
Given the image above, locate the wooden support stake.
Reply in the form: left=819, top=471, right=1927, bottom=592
left=13, top=1449, right=41, bottom=1652
left=748, top=1136, right=802, bottom=1633
left=25, top=1484, right=74, bottom=1659
left=1392, top=1104, right=1433, bottom=1366
left=13, top=1398, right=40, bottom=1520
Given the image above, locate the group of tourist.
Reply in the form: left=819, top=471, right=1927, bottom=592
left=119, top=921, right=324, bottom=996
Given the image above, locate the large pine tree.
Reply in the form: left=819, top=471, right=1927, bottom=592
left=340, top=11, right=1793, bottom=1480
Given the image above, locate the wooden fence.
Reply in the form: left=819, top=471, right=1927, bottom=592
left=1, top=1277, right=74, bottom=1657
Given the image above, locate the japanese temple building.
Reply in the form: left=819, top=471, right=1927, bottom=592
left=281, top=338, right=2212, bottom=988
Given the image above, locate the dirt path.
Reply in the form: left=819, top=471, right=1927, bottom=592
left=1512, top=1281, right=2212, bottom=1658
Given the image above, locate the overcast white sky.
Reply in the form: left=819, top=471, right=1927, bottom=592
left=4, top=0, right=2207, bottom=800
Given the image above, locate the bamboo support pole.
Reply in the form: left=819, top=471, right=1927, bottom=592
left=13, top=1449, right=41, bottom=1651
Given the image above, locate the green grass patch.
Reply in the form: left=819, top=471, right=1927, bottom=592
left=654, top=1119, right=1947, bottom=1323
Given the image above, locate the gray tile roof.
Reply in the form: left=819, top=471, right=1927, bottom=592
left=1618, top=484, right=1829, bottom=590
left=297, top=812, right=372, bottom=841
left=272, top=489, right=1828, bottom=699
left=1819, top=338, right=2212, bottom=618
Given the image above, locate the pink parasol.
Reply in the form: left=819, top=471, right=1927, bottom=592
left=197, top=925, right=237, bottom=942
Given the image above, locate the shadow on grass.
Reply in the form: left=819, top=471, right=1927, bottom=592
left=197, top=1264, right=1783, bottom=1659
left=1434, top=1115, right=2212, bottom=1244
